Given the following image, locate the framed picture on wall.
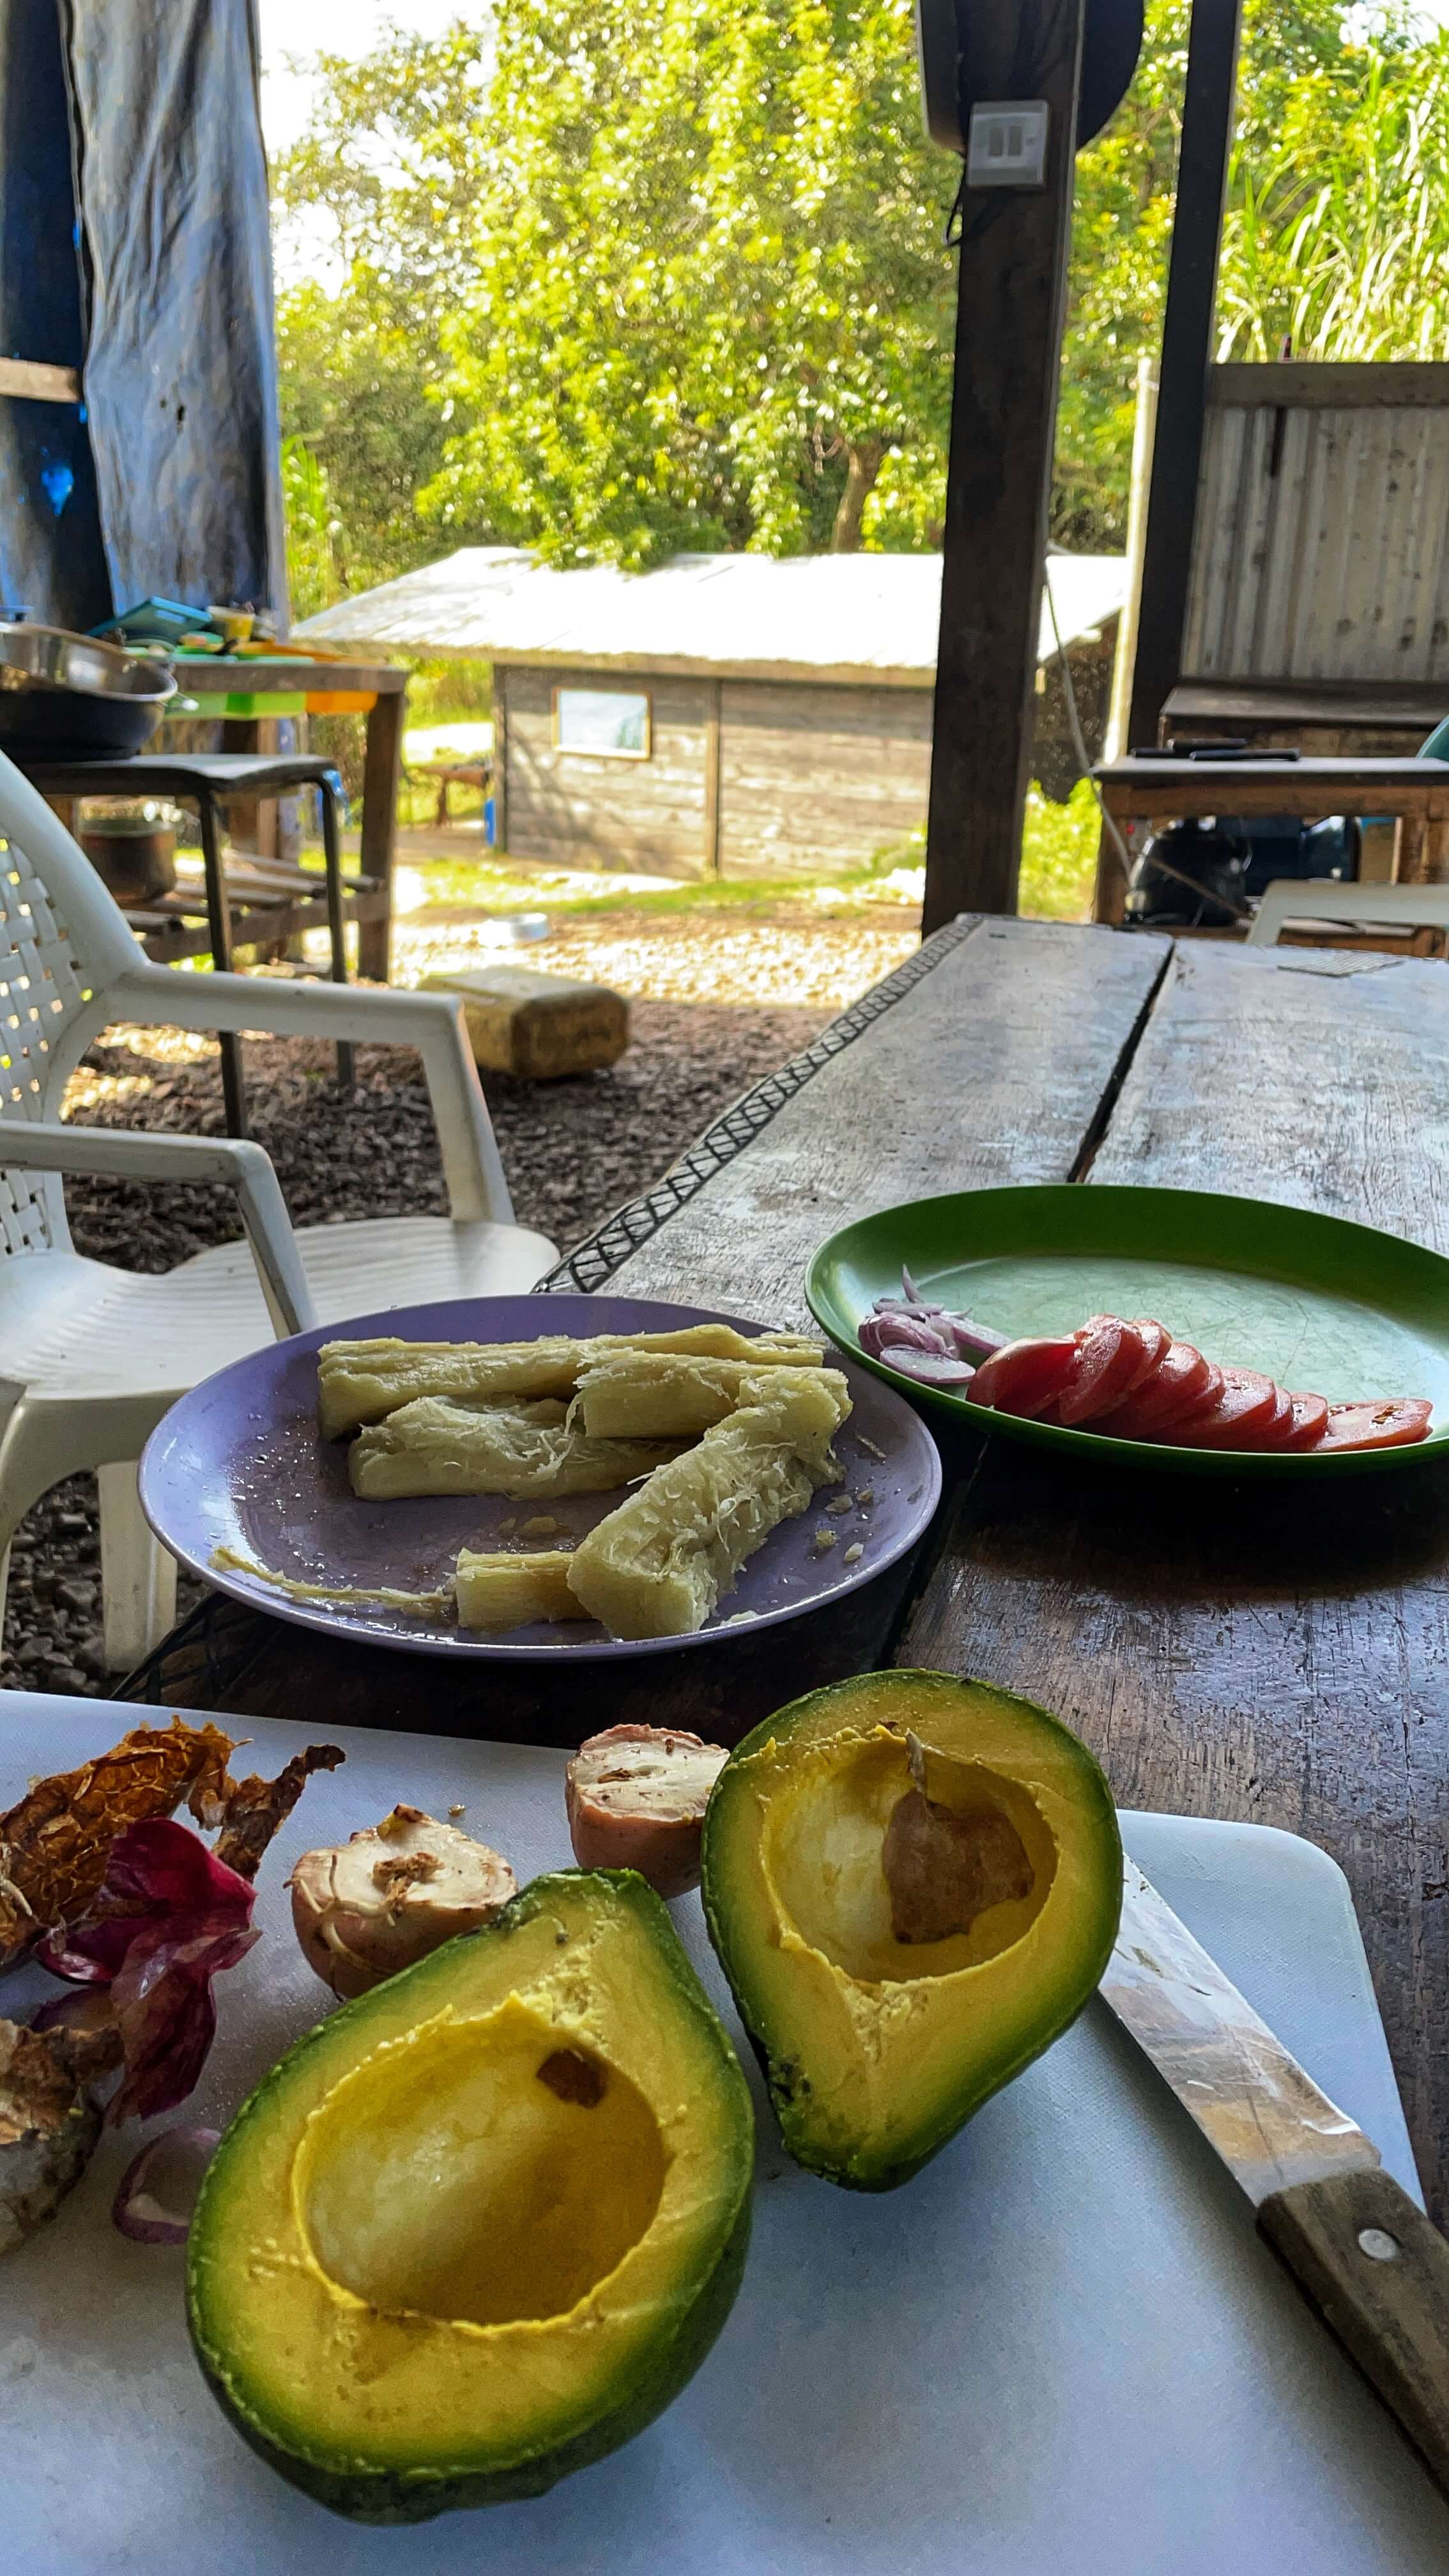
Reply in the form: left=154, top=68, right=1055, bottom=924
left=553, top=686, right=652, bottom=758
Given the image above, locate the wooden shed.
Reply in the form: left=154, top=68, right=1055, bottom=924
left=299, top=548, right=1126, bottom=880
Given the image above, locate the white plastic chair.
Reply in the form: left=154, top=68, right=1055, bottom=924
left=1248, top=879, right=1449, bottom=947
left=0, top=751, right=556, bottom=1671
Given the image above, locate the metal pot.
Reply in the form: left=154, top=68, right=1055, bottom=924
left=80, top=822, right=178, bottom=905
left=0, top=624, right=176, bottom=756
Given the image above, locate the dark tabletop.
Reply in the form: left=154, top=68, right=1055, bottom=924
left=118, top=914, right=1449, bottom=2220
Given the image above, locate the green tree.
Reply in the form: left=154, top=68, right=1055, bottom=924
left=420, top=0, right=958, bottom=567
left=272, top=22, right=489, bottom=591
left=273, top=0, right=1447, bottom=591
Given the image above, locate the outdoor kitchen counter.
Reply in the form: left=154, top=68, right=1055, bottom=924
left=118, top=914, right=1449, bottom=2221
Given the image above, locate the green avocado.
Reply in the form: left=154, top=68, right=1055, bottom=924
left=187, top=1870, right=754, bottom=2522
left=701, top=1670, right=1123, bottom=2191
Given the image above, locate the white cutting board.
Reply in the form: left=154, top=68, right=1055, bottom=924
left=3, top=1694, right=1446, bottom=2575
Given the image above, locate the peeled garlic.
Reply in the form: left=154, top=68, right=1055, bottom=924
left=565, top=1726, right=729, bottom=1898
left=288, top=1805, right=516, bottom=2000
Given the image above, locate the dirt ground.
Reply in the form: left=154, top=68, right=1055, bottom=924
left=8, top=896, right=914, bottom=1698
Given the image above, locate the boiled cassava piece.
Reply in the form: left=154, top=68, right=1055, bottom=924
left=317, top=1326, right=823, bottom=1441
left=187, top=1871, right=753, bottom=2521
left=347, top=1395, right=678, bottom=1501
left=701, top=1671, right=1123, bottom=2190
left=565, top=1367, right=850, bottom=1639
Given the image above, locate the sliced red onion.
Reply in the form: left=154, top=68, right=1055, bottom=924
left=877, top=1347, right=978, bottom=1387
left=946, top=1315, right=1009, bottom=1358
left=900, top=1264, right=924, bottom=1302
left=112, top=2124, right=220, bottom=2244
left=858, top=1311, right=955, bottom=1360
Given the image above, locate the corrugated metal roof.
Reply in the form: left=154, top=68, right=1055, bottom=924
left=1186, top=372, right=1449, bottom=686
left=296, top=547, right=1127, bottom=684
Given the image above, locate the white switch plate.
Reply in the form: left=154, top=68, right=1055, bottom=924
left=966, top=98, right=1050, bottom=187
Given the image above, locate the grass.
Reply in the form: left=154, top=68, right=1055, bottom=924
left=261, top=739, right=1100, bottom=925
left=381, top=776, right=1100, bottom=924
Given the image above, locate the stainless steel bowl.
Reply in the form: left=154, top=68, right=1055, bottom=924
left=0, top=622, right=176, bottom=756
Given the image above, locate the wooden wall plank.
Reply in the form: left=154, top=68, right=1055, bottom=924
left=1212, top=361, right=1449, bottom=411
left=718, top=678, right=931, bottom=873
left=895, top=940, right=1449, bottom=2219
left=0, top=358, right=80, bottom=402
left=504, top=664, right=710, bottom=875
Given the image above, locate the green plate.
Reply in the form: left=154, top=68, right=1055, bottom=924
left=806, top=1185, right=1449, bottom=1478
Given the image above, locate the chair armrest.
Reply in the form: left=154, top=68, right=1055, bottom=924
left=1, top=1122, right=316, bottom=1338
left=108, top=967, right=513, bottom=1227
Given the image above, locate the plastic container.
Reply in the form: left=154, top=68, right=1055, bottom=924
left=169, top=691, right=308, bottom=721
left=91, top=597, right=205, bottom=649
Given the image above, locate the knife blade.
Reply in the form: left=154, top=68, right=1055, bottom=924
left=1103, top=1857, right=1449, bottom=2499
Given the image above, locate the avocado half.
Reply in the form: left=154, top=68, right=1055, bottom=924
left=187, top=1871, right=754, bottom=2522
left=701, top=1671, right=1123, bottom=2191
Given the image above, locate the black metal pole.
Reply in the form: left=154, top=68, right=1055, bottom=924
left=1126, top=0, right=1243, bottom=752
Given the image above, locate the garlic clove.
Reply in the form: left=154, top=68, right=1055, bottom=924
left=565, top=1726, right=729, bottom=1898
left=288, top=1805, right=516, bottom=2000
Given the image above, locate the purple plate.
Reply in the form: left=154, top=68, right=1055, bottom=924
left=139, top=1294, right=942, bottom=1662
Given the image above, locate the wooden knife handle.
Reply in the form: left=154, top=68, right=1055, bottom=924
left=1258, top=2166, right=1449, bottom=2496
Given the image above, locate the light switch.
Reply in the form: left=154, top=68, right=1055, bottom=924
left=965, top=100, right=1050, bottom=188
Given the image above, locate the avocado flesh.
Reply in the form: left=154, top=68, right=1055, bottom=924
left=702, top=1671, right=1123, bottom=2190
left=187, top=1872, right=753, bottom=2522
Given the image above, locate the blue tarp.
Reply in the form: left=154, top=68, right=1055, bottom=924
left=0, top=0, right=284, bottom=629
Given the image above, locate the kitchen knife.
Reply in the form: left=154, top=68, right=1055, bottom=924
left=1102, top=1857, right=1449, bottom=2496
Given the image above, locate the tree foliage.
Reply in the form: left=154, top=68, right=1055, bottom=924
left=273, top=0, right=1449, bottom=597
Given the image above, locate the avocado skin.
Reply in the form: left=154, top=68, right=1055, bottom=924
left=190, top=2195, right=752, bottom=2523
left=187, top=1871, right=754, bottom=2521
left=701, top=1673, right=1124, bottom=2191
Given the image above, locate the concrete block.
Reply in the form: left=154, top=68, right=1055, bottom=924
left=425, top=964, right=630, bottom=1078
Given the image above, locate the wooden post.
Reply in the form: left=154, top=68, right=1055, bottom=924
left=922, top=0, right=1086, bottom=935
left=1127, top=0, right=1243, bottom=749
left=702, top=677, right=723, bottom=877
left=493, top=665, right=509, bottom=859
left=356, top=683, right=406, bottom=982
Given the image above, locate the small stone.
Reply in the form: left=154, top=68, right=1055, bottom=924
left=56, top=1579, right=96, bottom=1619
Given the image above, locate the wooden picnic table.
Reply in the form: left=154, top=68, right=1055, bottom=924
left=116, top=913, right=1449, bottom=2222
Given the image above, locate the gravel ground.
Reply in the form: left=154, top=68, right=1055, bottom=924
left=4, top=921, right=859, bottom=1696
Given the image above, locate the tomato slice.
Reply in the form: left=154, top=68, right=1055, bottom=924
left=1308, top=1399, right=1434, bottom=1453
left=1059, top=1317, right=1149, bottom=1423
left=968, top=1335, right=1080, bottom=1420
left=1121, top=1319, right=1170, bottom=1396
left=1279, top=1393, right=1330, bottom=1450
left=1102, top=1342, right=1216, bottom=1434
left=1167, top=1368, right=1284, bottom=1450
left=1250, top=1387, right=1305, bottom=1451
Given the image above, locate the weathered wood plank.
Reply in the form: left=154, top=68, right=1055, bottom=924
left=1211, top=361, right=1449, bottom=412
left=1091, top=943, right=1449, bottom=1245
left=896, top=940, right=1449, bottom=2218
left=0, top=356, right=81, bottom=403
left=600, top=917, right=1170, bottom=1330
